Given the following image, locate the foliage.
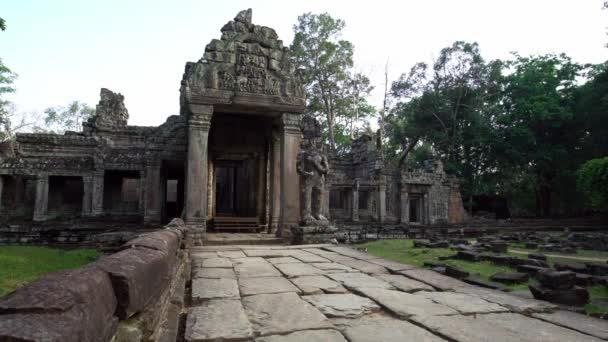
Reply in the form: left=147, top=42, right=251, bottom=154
left=44, top=101, right=95, bottom=133
left=0, top=245, right=99, bottom=296
left=0, top=18, right=17, bottom=142
left=576, top=157, right=608, bottom=210
left=0, top=17, right=5, bottom=31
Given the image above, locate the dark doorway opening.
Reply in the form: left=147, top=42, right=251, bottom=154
left=104, top=170, right=141, bottom=214
left=48, top=176, right=83, bottom=218
left=410, top=197, right=421, bottom=223
left=214, top=160, right=256, bottom=217
left=162, top=160, right=185, bottom=224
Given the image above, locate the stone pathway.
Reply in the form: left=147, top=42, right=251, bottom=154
left=186, top=244, right=607, bottom=342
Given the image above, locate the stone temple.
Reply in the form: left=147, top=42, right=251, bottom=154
left=0, top=9, right=465, bottom=241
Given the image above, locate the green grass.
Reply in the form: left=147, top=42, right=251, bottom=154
left=0, top=245, right=99, bottom=297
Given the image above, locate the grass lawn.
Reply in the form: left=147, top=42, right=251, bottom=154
left=358, top=239, right=608, bottom=314
left=0, top=245, right=99, bottom=297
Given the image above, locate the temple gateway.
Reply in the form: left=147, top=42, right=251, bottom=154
left=0, top=10, right=466, bottom=240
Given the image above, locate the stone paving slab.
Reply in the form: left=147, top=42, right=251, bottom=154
left=311, top=262, right=357, bottom=273
left=333, top=314, right=446, bottom=342
left=333, top=258, right=389, bottom=274
left=200, top=257, right=232, bottom=268
left=191, top=278, right=240, bottom=303
left=415, top=291, right=508, bottom=314
left=244, top=249, right=288, bottom=258
left=532, top=310, right=608, bottom=340
left=186, top=299, right=253, bottom=342
left=192, top=267, right=236, bottom=280
left=327, top=272, right=394, bottom=290
left=322, top=246, right=380, bottom=260
left=255, top=329, right=348, bottom=342
left=454, top=286, right=557, bottom=313
left=376, top=274, right=434, bottom=292
left=242, top=292, right=333, bottom=336
left=191, top=252, right=218, bottom=260
left=303, top=293, right=381, bottom=318
left=267, top=257, right=302, bottom=265
left=239, top=276, right=301, bottom=296
left=302, top=248, right=340, bottom=256
left=234, top=259, right=283, bottom=278
left=287, top=250, right=331, bottom=263
left=274, top=262, right=325, bottom=278
left=217, top=250, right=247, bottom=258
left=290, top=275, right=348, bottom=295
left=412, top=312, right=602, bottom=342
left=354, top=287, right=458, bottom=318
left=400, top=268, right=469, bottom=291
left=367, top=258, right=418, bottom=272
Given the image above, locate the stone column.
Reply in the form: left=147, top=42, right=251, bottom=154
left=81, top=175, right=93, bottom=216
left=377, top=183, right=387, bottom=223
left=351, top=180, right=359, bottom=222
left=144, top=161, right=162, bottom=224
left=185, top=104, right=213, bottom=234
left=278, top=113, right=301, bottom=236
left=269, top=130, right=281, bottom=233
left=138, top=170, right=146, bottom=214
left=321, top=186, right=330, bottom=220
left=256, top=152, right=265, bottom=224
left=400, top=190, right=409, bottom=224
left=33, top=175, right=49, bottom=221
left=423, top=192, right=430, bottom=225
left=91, top=170, right=104, bottom=216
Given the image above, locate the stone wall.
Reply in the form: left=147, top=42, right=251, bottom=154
left=0, top=219, right=189, bottom=342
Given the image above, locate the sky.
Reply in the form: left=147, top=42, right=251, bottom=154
left=1, top=0, right=607, bottom=127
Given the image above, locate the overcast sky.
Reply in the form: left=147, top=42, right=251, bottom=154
left=2, top=0, right=607, bottom=127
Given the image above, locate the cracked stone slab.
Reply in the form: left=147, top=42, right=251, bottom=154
left=234, top=259, right=282, bottom=278
left=186, top=299, right=252, bottom=342
left=274, top=262, right=325, bottom=278
left=322, top=246, right=379, bottom=260
left=532, top=310, right=608, bottom=340
left=327, top=272, right=393, bottom=290
left=287, top=250, right=331, bottom=263
left=303, top=248, right=340, bottom=257
left=242, top=292, right=333, bottom=336
left=303, top=293, right=380, bottom=318
left=376, top=274, right=434, bottom=292
left=354, top=287, right=458, bottom=318
left=415, top=291, right=508, bottom=314
left=412, top=312, right=602, bottom=342
left=191, top=252, right=218, bottom=260
left=267, top=257, right=302, bottom=265
left=191, top=278, right=239, bottom=303
left=192, top=267, right=236, bottom=280
left=334, top=314, right=446, bottom=342
left=217, top=250, right=246, bottom=259
left=333, top=258, right=388, bottom=274
left=255, top=329, right=348, bottom=342
left=290, top=275, right=348, bottom=295
left=454, top=286, right=557, bottom=313
left=312, top=262, right=356, bottom=273
left=367, top=258, right=417, bottom=272
left=201, top=257, right=232, bottom=268
left=239, top=276, right=300, bottom=296
left=243, top=249, right=287, bottom=258
left=400, top=268, right=469, bottom=291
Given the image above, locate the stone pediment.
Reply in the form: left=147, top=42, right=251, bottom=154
left=180, top=9, right=306, bottom=113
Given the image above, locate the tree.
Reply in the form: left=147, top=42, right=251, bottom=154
left=0, top=17, right=17, bottom=142
left=290, top=12, right=355, bottom=152
left=0, top=17, right=5, bottom=31
left=577, top=157, right=608, bottom=211
left=44, top=101, right=95, bottom=133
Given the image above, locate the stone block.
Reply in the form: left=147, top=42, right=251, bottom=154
left=490, top=272, right=530, bottom=284
left=445, top=265, right=470, bottom=279
left=529, top=284, right=589, bottom=306
left=537, top=270, right=576, bottom=289
left=256, top=329, right=347, bottom=342
left=186, top=299, right=253, bottom=342
left=290, top=275, right=347, bottom=294
left=555, top=262, right=587, bottom=273
left=303, top=293, right=380, bottom=318
left=528, top=253, right=547, bottom=261
left=121, top=230, right=179, bottom=256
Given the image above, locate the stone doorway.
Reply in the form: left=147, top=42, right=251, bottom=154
left=214, top=160, right=256, bottom=217
left=162, top=160, right=185, bottom=224
left=409, top=196, right=423, bottom=223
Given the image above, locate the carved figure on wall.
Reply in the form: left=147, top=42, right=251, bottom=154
left=297, top=139, right=329, bottom=225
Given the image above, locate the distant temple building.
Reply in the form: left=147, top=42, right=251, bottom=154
left=0, top=10, right=465, bottom=237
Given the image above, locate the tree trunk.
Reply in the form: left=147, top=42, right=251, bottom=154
left=327, top=112, right=336, bottom=152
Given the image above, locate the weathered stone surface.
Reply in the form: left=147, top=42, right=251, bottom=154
left=201, top=257, right=233, bottom=268
left=312, top=262, right=356, bottom=273
left=242, top=292, right=333, bottom=336
left=239, top=276, right=300, bottom=296
left=367, top=258, right=416, bottom=272
left=255, top=329, right=348, bottom=342
left=217, top=250, right=246, bottom=258
left=290, top=275, right=348, bottom=294
left=454, top=286, right=556, bottom=313
left=322, top=246, right=379, bottom=260
left=490, top=271, right=530, bottom=284
left=355, top=287, right=458, bottom=318
left=191, top=278, right=239, bottom=302
left=234, top=259, right=282, bottom=278
left=415, top=291, right=507, bottom=314
left=335, top=314, right=446, bottom=342
left=533, top=310, right=608, bottom=340
left=444, top=265, right=470, bottom=279
left=303, top=293, right=380, bottom=318
left=121, top=230, right=179, bottom=256
left=186, top=299, right=253, bottom=341
left=192, top=267, right=236, bottom=279
left=287, top=250, right=330, bottom=263
left=400, top=268, right=469, bottom=291
left=529, top=284, right=589, bottom=306
left=0, top=266, right=118, bottom=342
left=376, top=274, right=434, bottom=292
left=537, top=270, right=576, bottom=289
left=333, top=258, right=388, bottom=274
left=267, top=256, right=302, bottom=264
left=327, top=272, right=393, bottom=290
left=243, top=249, right=287, bottom=258
left=275, top=262, right=325, bottom=278
left=191, top=252, right=218, bottom=260
left=412, top=312, right=601, bottom=342
left=95, top=247, right=171, bottom=319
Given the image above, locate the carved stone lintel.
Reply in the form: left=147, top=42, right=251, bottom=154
left=281, top=113, right=302, bottom=135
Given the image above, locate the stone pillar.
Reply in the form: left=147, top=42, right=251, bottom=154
left=269, top=130, right=281, bottom=233
left=91, top=170, right=104, bottom=216
left=144, top=161, right=162, bottom=224
left=207, top=159, right=214, bottom=220
left=400, top=190, right=409, bottom=224
left=138, top=170, right=146, bottom=214
left=33, top=175, right=49, bottom=221
left=321, top=186, right=330, bottom=220
left=423, top=192, right=430, bottom=225
left=351, top=180, right=359, bottom=222
left=256, top=152, right=266, bottom=224
left=185, top=104, right=213, bottom=234
left=278, top=113, right=301, bottom=236
left=377, top=183, right=386, bottom=223
left=81, top=175, right=93, bottom=216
